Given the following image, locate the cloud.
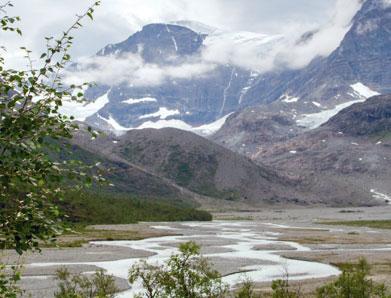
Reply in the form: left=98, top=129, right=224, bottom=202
left=1, top=0, right=337, bottom=69
left=63, top=0, right=363, bottom=86
left=275, top=0, right=363, bottom=69
left=1, top=0, right=363, bottom=79
left=200, top=32, right=283, bottom=73
left=200, top=0, right=363, bottom=72
left=64, top=53, right=217, bottom=87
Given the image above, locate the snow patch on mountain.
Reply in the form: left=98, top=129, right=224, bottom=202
left=297, top=99, right=366, bottom=129
left=280, top=94, right=299, bottom=103
left=135, top=113, right=232, bottom=136
left=193, top=113, right=233, bottom=136
left=139, top=107, right=180, bottom=120
left=136, top=119, right=193, bottom=131
left=220, top=68, right=235, bottom=115
left=350, top=82, right=380, bottom=99
left=239, top=72, right=258, bottom=104
left=296, top=83, right=380, bottom=129
left=122, top=97, right=157, bottom=105
left=97, top=114, right=131, bottom=131
left=59, top=92, right=109, bottom=121
left=383, top=0, right=391, bottom=7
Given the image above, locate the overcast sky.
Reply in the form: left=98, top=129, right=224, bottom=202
left=1, top=0, right=362, bottom=71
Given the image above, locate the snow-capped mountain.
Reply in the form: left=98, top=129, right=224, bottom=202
left=64, top=0, right=389, bottom=138
left=216, top=0, right=390, bottom=150
left=66, top=22, right=283, bottom=135
left=241, top=0, right=390, bottom=106
left=62, top=0, right=391, bottom=207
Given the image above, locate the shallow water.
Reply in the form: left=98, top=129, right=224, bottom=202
left=31, top=221, right=342, bottom=297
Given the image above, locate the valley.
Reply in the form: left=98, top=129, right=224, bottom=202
left=1, top=0, right=390, bottom=297
left=4, top=206, right=390, bottom=297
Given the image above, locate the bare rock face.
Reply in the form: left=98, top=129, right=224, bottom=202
left=213, top=106, right=302, bottom=157
left=242, top=0, right=391, bottom=105
left=324, top=95, right=391, bottom=136
left=250, top=96, right=391, bottom=206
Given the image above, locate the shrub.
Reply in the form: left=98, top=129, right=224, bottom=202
left=129, top=241, right=228, bottom=298
left=271, top=279, right=301, bottom=298
left=0, top=264, right=22, bottom=298
left=235, top=277, right=259, bottom=298
left=316, top=258, right=390, bottom=298
left=54, top=268, right=118, bottom=298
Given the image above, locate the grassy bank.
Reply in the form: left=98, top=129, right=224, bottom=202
left=45, top=225, right=178, bottom=248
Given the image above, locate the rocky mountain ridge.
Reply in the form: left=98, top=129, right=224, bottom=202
left=62, top=0, right=391, bottom=207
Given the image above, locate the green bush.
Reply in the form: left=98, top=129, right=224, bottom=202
left=271, top=279, right=301, bottom=298
left=316, top=259, right=390, bottom=298
left=235, top=277, right=259, bottom=298
left=0, top=264, right=22, bottom=298
left=54, top=268, right=118, bottom=298
left=129, top=241, right=228, bottom=298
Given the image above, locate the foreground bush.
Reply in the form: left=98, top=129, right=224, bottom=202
left=271, top=279, right=301, bottom=298
left=0, top=264, right=22, bottom=298
left=129, top=241, right=228, bottom=298
left=50, top=244, right=391, bottom=298
left=54, top=268, right=118, bottom=298
left=317, top=258, right=390, bottom=298
left=234, top=278, right=258, bottom=298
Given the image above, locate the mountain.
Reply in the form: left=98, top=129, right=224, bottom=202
left=70, top=127, right=312, bottom=207
left=324, top=94, right=391, bottom=136
left=79, top=23, right=258, bottom=134
left=61, top=0, right=390, bottom=207
left=248, top=95, right=391, bottom=206
left=59, top=133, right=193, bottom=204
left=215, top=0, right=389, bottom=154
left=213, top=0, right=391, bottom=206
left=65, top=0, right=390, bottom=138
left=63, top=21, right=288, bottom=135
left=96, top=23, right=206, bottom=63
left=240, top=0, right=390, bottom=106
left=114, top=128, right=301, bottom=204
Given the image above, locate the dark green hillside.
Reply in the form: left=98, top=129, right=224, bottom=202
left=52, top=141, right=212, bottom=223
left=60, top=190, right=212, bottom=224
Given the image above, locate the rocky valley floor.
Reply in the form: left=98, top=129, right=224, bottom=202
left=2, top=206, right=391, bottom=297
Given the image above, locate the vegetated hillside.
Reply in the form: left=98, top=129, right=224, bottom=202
left=70, top=125, right=309, bottom=206
left=59, top=190, right=212, bottom=224
left=55, top=139, right=212, bottom=223
left=113, top=128, right=305, bottom=205
left=252, top=95, right=391, bottom=206
left=57, top=140, right=189, bottom=202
